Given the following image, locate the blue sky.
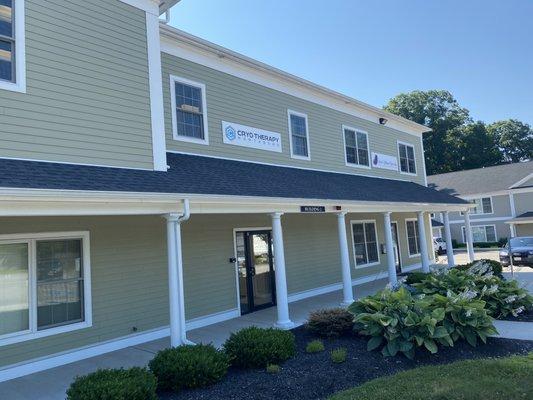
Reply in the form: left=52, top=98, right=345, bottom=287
left=169, top=0, right=533, bottom=125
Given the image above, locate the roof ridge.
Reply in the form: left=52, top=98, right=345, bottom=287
left=428, top=160, right=533, bottom=178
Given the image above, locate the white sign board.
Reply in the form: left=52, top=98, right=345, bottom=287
left=371, top=152, right=398, bottom=171
left=222, top=121, right=282, bottom=153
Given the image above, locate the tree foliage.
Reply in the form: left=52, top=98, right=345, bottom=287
left=384, top=91, right=532, bottom=174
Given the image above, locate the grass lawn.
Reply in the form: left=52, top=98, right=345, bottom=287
left=329, top=354, right=533, bottom=400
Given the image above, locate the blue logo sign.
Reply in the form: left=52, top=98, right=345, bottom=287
left=225, top=125, right=236, bottom=141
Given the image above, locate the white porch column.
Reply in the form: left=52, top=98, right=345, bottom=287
left=383, top=212, right=397, bottom=285
left=165, top=214, right=192, bottom=347
left=510, top=223, right=517, bottom=238
left=417, top=211, right=430, bottom=273
left=336, top=212, right=354, bottom=306
left=463, top=210, right=475, bottom=262
left=442, top=211, right=455, bottom=267
left=271, top=212, right=294, bottom=329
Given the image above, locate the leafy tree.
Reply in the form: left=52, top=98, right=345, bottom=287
left=445, top=122, right=502, bottom=171
left=384, top=90, right=470, bottom=175
left=487, top=119, right=533, bottom=163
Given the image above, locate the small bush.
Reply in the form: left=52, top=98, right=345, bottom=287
left=266, top=364, right=280, bottom=374
left=223, top=326, right=296, bottom=368
left=306, top=339, right=325, bottom=353
left=456, top=259, right=503, bottom=278
left=331, top=348, right=347, bottom=364
left=405, top=272, right=429, bottom=285
left=148, top=344, right=229, bottom=392
left=66, top=368, right=157, bottom=400
left=307, top=308, right=354, bottom=337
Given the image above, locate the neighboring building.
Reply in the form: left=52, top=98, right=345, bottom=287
left=428, top=161, right=533, bottom=243
left=0, top=0, right=469, bottom=382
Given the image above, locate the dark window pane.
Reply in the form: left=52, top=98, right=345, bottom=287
left=174, top=81, right=205, bottom=140
left=0, top=40, right=13, bottom=82
left=408, top=159, right=416, bottom=173
left=486, top=226, right=496, bottom=242
left=356, top=132, right=368, bottom=150
left=399, top=144, right=407, bottom=159
left=344, top=130, right=356, bottom=147
left=346, top=147, right=356, bottom=164
left=358, top=149, right=369, bottom=166
left=291, top=117, right=308, bottom=156
left=0, top=0, right=13, bottom=38
left=482, top=198, right=492, bottom=214
left=36, top=239, right=84, bottom=330
left=400, top=157, right=408, bottom=172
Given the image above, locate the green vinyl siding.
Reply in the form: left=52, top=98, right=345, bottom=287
left=0, top=212, right=429, bottom=368
left=0, top=0, right=154, bottom=169
left=161, top=53, right=426, bottom=185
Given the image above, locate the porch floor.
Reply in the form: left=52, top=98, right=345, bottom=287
left=0, top=279, right=387, bottom=400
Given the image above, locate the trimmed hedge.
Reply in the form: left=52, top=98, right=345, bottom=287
left=66, top=368, right=157, bottom=400
left=223, top=326, right=296, bottom=368
left=148, top=344, right=229, bottom=392
left=307, top=308, right=354, bottom=337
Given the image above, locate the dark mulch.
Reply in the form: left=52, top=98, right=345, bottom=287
left=159, top=326, right=533, bottom=400
left=498, top=308, right=533, bottom=322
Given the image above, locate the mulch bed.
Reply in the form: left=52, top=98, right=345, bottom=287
left=160, top=326, right=533, bottom=400
left=498, top=308, right=533, bottom=322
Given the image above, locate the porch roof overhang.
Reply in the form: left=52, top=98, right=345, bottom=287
left=0, top=153, right=468, bottom=216
left=506, top=212, right=533, bottom=225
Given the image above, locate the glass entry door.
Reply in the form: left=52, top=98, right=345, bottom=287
left=391, top=222, right=401, bottom=273
left=236, top=230, right=276, bottom=314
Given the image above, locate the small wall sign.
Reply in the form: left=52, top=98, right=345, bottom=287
left=371, top=152, right=399, bottom=171
left=300, top=206, right=326, bottom=213
left=222, top=121, right=282, bottom=153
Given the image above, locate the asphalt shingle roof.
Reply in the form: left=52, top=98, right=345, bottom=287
left=427, top=161, right=533, bottom=196
left=516, top=212, right=533, bottom=219
left=0, top=153, right=466, bottom=205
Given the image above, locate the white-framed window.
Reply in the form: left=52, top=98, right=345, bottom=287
left=288, top=110, right=310, bottom=160
left=405, top=219, right=420, bottom=257
left=0, top=0, right=26, bottom=93
left=343, top=125, right=370, bottom=168
left=397, top=141, right=416, bottom=175
left=350, top=220, right=380, bottom=267
left=0, top=231, right=92, bottom=347
left=170, top=75, right=209, bottom=145
left=462, top=225, right=497, bottom=243
left=461, top=197, right=493, bottom=215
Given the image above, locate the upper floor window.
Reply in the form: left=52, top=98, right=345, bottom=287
left=343, top=126, right=370, bottom=168
left=288, top=110, right=310, bottom=160
left=351, top=220, right=379, bottom=267
left=461, top=197, right=493, bottom=215
left=0, top=0, right=14, bottom=82
left=170, top=75, right=209, bottom=145
left=398, top=142, right=416, bottom=174
left=0, top=0, right=24, bottom=92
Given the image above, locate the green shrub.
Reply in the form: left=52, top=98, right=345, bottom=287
left=306, top=339, right=325, bottom=353
left=148, top=344, right=229, bottom=392
left=404, top=272, right=429, bottom=285
left=66, top=368, right=157, bottom=400
left=306, top=308, right=354, bottom=337
left=349, top=287, right=498, bottom=359
left=266, top=364, right=280, bottom=374
left=223, top=326, right=296, bottom=368
left=455, top=259, right=503, bottom=278
left=331, top=348, right=347, bottom=363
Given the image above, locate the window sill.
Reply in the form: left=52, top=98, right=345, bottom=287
left=354, top=261, right=381, bottom=269
left=290, top=154, right=311, bottom=161
left=0, top=80, right=26, bottom=94
left=408, top=253, right=421, bottom=259
left=346, top=162, right=371, bottom=170
left=172, top=134, right=209, bottom=146
left=0, top=321, right=92, bottom=347
left=399, top=171, right=417, bottom=177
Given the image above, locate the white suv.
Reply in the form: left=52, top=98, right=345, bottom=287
left=433, top=237, right=447, bottom=255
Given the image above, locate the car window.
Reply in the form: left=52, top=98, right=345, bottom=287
left=510, top=237, right=533, bottom=247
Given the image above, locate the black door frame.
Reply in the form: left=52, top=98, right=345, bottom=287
left=240, top=230, right=276, bottom=314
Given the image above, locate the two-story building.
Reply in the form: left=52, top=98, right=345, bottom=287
left=428, top=161, right=533, bottom=244
left=0, top=0, right=471, bottom=382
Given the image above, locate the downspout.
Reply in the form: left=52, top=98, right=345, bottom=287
left=175, top=199, right=193, bottom=344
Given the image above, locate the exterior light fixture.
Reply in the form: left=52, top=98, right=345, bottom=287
left=379, top=117, right=388, bottom=125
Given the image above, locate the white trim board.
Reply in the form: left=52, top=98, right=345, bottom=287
left=449, top=216, right=513, bottom=224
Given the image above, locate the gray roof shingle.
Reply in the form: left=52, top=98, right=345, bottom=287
left=0, top=153, right=466, bottom=205
left=427, top=161, right=533, bottom=196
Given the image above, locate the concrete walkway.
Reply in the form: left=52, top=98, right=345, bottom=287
left=0, top=279, right=386, bottom=400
